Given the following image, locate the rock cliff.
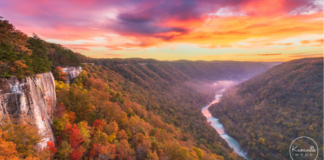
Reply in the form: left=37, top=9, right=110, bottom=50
left=0, top=72, right=56, bottom=149
left=62, top=66, right=82, bottom=84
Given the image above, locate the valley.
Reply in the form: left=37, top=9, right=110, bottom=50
left=0, top=17, right=322, bottom=160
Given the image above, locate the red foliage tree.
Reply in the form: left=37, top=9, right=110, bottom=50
left=68, top=111, right=76, bottom=124
left=93, top=119, right=103, bottom=131
left=65, top=124, right=85, bottom=160
left=46, top=141, right=58, bottom=156
left=90, top=143, right=106, bottom=158
left=53, top=66, right=68, bottom=81
left=70, top=147, right=85, bottom=160
left=66, top=124, right=84, bottom=148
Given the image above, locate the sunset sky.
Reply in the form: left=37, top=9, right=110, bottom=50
left=0, top=0, right=323, bottom=61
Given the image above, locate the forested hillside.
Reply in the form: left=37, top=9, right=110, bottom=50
left=0, top=17, right=89, bottom=79
left=88, top=58, right=272, bottom=159
left=209, top=58, right=323, bottom=160
left=51, top=66, right=232, bottom=160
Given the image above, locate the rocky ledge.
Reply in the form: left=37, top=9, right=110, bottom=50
left=62, top=66, right=82, bottom=84
left=0, top=72, right=56, bottom=149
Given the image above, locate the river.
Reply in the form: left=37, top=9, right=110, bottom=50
left=201, top=87, right=249, bottom=159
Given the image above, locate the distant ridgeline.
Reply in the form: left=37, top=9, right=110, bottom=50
left=94, top=58, right=273, bottom=82
left=0, top=17, right=90, bottom=79
left=209, top=58, right=323, bottom=160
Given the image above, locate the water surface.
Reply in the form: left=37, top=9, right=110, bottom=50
left=201, top=88, right=249, bottom=159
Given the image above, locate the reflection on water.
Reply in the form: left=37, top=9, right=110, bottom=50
left=202, top=88, right=249, bottom=159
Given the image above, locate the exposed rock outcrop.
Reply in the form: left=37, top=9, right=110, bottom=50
left=62, top=66, right=82, bottom=84
left=0, top=72, right=56, bottom=149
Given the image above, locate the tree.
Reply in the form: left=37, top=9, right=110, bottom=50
left=193, top=147, right=203, bottom=160
left=0, top=130, right=19, bottom=159
left=53, top=66, right=68, bottom=81
left=1, top=118, right=44, bottom=158
left=47, top=141, right=58, bottom=158
left=93, top=119, right=104, bottom=131
left=116, top=140, right=134, bottom=160
left=104, top=121, right=118, bottom=135
left=117, top=130, right=128, bottom=140
left=65, top=124, right=85, bottom=160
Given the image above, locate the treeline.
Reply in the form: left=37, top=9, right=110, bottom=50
left=0, top=17, right=90, bottom=79
left=209, top=58, right=323, bottom=160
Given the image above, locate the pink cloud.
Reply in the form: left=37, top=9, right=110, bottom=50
left=0, top=0, right=322, bottom=50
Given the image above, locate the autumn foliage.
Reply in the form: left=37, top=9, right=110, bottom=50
left=93, top=119, right=104, bottom=131
left=52, top=66, right=68, bottom=81
left=50, top=64, right=237, bottom=160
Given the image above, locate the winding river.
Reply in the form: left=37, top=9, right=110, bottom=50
left=201, top=88, right=249, bottom=159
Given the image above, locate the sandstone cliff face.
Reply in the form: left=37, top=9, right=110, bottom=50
left=0, top=72, right=56, bottom=149
left=62, top=66, right=82, bottom=84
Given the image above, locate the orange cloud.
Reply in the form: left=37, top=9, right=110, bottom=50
left=70, top=47, right=90, bottom=51
left=106, top=46, right=123, bottom=51
left=278, top=43, right=292, bottom=45
left=300, top=40, right=310, bottom=44
left=288, top=53, right=323, bottom=58
left=203, top=54, right=249, bottom=58
left=315, top=39, right=323, bottom=44
left=300, top=38, right=324, bottom=46
left=311, top=44, right=323, bottom=47
left=163, top=12, right=323, bottom=48
left=89, top=53, right=124, bottom=58
left=256, top=53, right=282, bottom=56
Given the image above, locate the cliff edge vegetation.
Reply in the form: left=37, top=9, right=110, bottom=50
left=0, top=17, right=89, bottom=79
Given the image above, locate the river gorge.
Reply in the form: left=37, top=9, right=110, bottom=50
left=201, top=82, right=249, bottom=159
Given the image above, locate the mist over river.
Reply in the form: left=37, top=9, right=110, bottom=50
left=201, top=81, right=249, bottom=159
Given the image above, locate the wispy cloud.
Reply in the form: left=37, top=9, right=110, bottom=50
left=105, top=46, right=123, bottom=51
left=69, top=47, right=90, bottom=51
left=315, top=39, right=323, bottom=44
left=300, top=38, right=323, bottom=45
left=300, top=40, right=310, bottom=44
left=288, top=53, right=323, bottom=58
left=278, top=43, right=293, bottom=45
left=89, top=53, right=124, bottom=58
left=256, top=53, right=282, bottom=56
